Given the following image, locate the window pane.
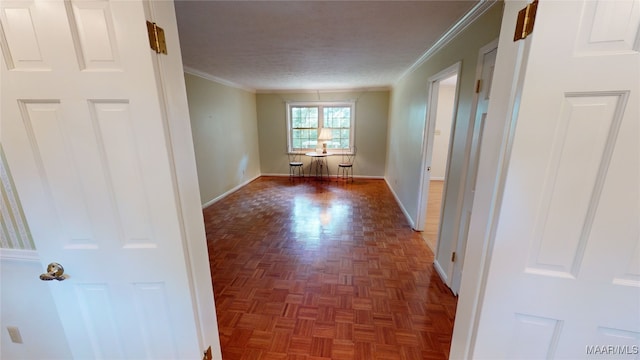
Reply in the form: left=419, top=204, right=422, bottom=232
left=291, top=123, right=318, bottom=149
left=289, top=103, right=352, bottom=151
left=324, top=107, right=350, bottom=129
left=292, top=106, right=318, bottom=129
left=292, top=108, right=302, bottom=128
left=304, top=107, right=318, bottom=128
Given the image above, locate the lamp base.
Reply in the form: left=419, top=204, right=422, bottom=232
left=322, top=143, right=327, bottom=154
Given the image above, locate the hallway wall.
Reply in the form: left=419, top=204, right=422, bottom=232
left=384, top=4, right=503, bottom=238
left=185, top=72, right=262, bottom=206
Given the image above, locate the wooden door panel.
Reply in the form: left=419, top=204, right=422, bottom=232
left=0, top=1, right=49, bottom=70
left=1, top=1, right=199, bottom=358
left=473, top=0, right=639, bottom=357
left=525, top=93, right=627, bottom=277
left=66, top=0, right=122, bottom=70
left=91, top=100, right=156, bottom=247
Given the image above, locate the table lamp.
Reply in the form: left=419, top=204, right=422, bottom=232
left=317, top=128, right=333, bottom=154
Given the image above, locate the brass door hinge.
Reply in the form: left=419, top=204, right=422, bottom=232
left=475, top=79, right=482, bottom=94
left=202, top=346, right=212, bottom=360
left=451, top=252, right=457, bottom=262
left=146, top=21, right=167, bottom=54
left=514, top=0, right=538, bottom=41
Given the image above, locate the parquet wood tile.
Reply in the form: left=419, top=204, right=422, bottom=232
left=422, top=180, right=444, bottom=252
left=204, top=177, right=457, bottom=359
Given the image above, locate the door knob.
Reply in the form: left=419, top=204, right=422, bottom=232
left=40, top=262, right=67, bottom=281
left=427, top=166, right=432, bottom=171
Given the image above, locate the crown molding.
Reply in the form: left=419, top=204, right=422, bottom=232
left=183, top=66, right=256, bottom=93
left=397, top=0, right=499, bottom=84
left=256, top=87, right=391, bottom=95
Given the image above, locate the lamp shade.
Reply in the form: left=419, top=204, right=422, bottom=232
left=318, top=128, right=333, bottom=141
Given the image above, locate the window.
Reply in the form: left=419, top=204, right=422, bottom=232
left=287, top=101, right=355, bottom=153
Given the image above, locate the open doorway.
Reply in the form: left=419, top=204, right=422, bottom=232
left=417, top=42, right=498, bottom=295
left=415, top=62, right=460, bottom=256
left=422, top=74, right=458, bottom=253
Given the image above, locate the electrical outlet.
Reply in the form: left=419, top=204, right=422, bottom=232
left=7, top=326, right=23, bottom=344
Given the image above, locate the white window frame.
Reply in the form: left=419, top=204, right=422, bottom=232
left=286, top=101, right=356, bottom=154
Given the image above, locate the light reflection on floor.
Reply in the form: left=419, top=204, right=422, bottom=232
left=203, top=177, right=458, bottom=359
left=292, top=189, right=349, bottom=245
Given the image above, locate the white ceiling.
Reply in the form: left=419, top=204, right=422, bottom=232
left=174, top=0, right=480, bottom=92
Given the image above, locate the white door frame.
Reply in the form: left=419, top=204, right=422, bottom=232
left=143, top=1, right=221, bottom=357
left=456, top=0, right=639, bottom=356
left=449, top=39, right=498, bottom=294
left=415, top=62, right=461, bottom=234
left=450, top=1, right=534, bottom=357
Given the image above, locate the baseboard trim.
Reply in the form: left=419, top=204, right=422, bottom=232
left=384, top=177, right=416, bottom=229
left=201, top=175, right=261, bottom=209
left=430, top=176, right=445, bottom=181
left=0, top=248, right=40, bottom=262
left=261, top=173, right=385, bottom=180
left=433, top=259, right=449, bottom=285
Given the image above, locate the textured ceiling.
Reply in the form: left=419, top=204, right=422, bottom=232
left=174, top=1, right=479, bottom=91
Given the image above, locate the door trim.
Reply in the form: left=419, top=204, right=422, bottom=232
left=0, top=248, right=39, bottom=262
left=450, top=2, right=532, bottom=358
left=142, top=1, right=222, bottom=357
left=415, top=61, right=461, bottom=232
left=450, top=39, right=498, bottom=294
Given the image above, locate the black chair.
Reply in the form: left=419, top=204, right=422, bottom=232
left=337, top=146, right=356, bottom=181
left=288, top=152, right=304, bottom=179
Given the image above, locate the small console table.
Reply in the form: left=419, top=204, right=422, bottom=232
left=305, top=152, right=333, bottom=180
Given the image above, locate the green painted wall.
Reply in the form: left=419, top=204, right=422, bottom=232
left=185, top=73, right=262, bottom=205
left=257, top=90, right=389, bottom=177
left=385, top=4, right=504, bottom=264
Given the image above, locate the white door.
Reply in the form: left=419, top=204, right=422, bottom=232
left=1, top=1, right=201, bottom=358
left=473, top=0, right=640, bottom=358
left=450, top=44, right=497, bottom=294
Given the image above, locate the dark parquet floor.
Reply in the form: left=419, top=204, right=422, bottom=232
left=203, top=176, right=457, bottom=359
